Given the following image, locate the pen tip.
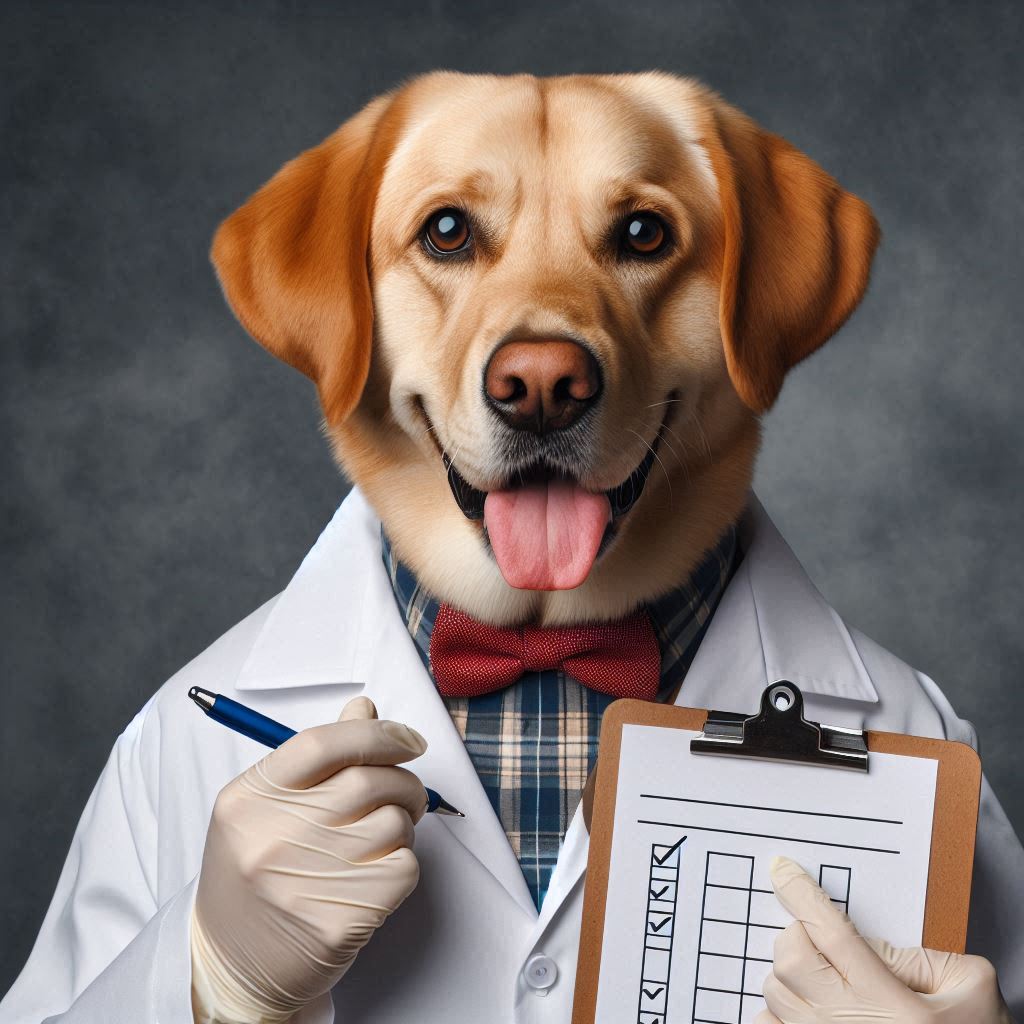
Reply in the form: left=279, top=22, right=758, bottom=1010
left=188, top=686, right=216, bottom=712
left=434, top=797, right=465, bottom=817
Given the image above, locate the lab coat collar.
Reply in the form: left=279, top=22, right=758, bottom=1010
left=234, top=492, right=379, bottom=693
left=234, top=487, right=879, bottom=705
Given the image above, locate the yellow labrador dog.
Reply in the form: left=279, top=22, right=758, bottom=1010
left=212, top=70, right=877, bottom=624
left=8, top=70, right=1020, bottom=1024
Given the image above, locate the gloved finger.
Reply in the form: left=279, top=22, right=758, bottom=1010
left=331, top=802, right=416, bottom=863
left=865, top=938, right=979, bottom=996
left=261, top=718, right=428, bottom=789
left=317, top=764, right=428, bottom=825
left=305, top=844, right=420, bottom=918
left=772, top=920, right=844, bottom=1003
left=752, top=1011, right=784, bottom=1024
left=246, top=763, right=428, bottom=827
left=762, top=973, right=816, bottom=1023
left=866, top=938, right=942, bottom=993
left=769, top=857, right=912, bottom=1002
left=362, top=845, right=421, bottom=910
left=338, top=695, right=378, bottom=722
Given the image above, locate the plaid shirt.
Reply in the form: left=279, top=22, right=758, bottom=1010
left=382, top=525, right=740, bottom=909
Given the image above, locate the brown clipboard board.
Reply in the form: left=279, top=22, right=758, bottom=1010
left=572, top=695, right=983, bottom=1024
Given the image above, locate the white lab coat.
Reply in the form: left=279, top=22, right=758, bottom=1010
left=3, top=488, right=1023, bottom=1023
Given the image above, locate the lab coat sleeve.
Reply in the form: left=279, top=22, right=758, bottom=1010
left=917, top=669, right=1024, bottom=1018
left=0, top=698, right=197, bottom=1023
left=968, top=777, right=1024, bottom=1020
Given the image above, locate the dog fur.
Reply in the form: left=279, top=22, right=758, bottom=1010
left=211, top=71, right=879, bottom=627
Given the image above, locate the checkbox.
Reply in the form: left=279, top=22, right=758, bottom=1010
left=639, top=982, right=667, bottom=1012
left=647, top=912, right=673, bottom=937
left=652, top=837, right=685, bottom=866
left=643, top=949, right=670, bottom=983
left=649, top=882, right=675, bottom=901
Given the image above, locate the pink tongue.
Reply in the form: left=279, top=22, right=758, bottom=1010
left=484, top=480, right=612, bottom=590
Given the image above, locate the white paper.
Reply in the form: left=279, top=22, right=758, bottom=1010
left=592, top=725, right=938, bottom=1024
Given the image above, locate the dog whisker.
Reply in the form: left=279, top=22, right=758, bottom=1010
left=685, top=414, right=713, bottom=464
left=660, top=421, right=703, bottom=465
left=654, top=434, right=683, bottom=469
left=449, top=442, right=467, bottom=476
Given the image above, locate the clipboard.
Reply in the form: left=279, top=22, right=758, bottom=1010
left=572, top=681, right=982, bottom=1024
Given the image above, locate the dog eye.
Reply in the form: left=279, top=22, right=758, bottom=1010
left=621, top=212, right=669, bottom=257
left=423, top=208, right=471, bottom=255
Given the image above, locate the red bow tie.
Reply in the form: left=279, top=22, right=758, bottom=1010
left=428, top=602, right=662, bottom=700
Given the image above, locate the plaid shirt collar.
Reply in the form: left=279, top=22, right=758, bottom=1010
left=381, top=524, right=740, bottom=909
left=381, top=525, right=740, bottom=700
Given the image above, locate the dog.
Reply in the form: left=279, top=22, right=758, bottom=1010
left=211, top=70, right=878, bottom=625
left=8, top=70, right=1021, bottom=1024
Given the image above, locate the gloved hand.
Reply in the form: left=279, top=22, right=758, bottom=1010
left=190, top=696, right=427, bottom=1024
left=756, top=856, right=1014, bottom=1024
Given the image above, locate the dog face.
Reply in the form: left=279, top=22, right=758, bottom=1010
left=212, top=72, right=879, bottom=626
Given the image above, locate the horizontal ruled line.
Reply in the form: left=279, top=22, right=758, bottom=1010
left=699, top=951, right=772, bottom=963
left=637, top=819, right=900, bottom=855
left=696, top=985, right=770, bottom=998
left=702, top=917, right=783, bottom=930
left=640, top=793, right=903, bottom=826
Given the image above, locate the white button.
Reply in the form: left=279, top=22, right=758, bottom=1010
left=524, top=953, right=558, bottom=992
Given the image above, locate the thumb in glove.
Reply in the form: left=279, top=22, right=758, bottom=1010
left=754, top=856, right=1013, bottom=1024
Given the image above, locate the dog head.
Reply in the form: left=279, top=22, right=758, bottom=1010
left=212, top=72, right=879, bottom=625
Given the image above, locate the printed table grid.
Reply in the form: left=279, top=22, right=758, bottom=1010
left=690, top=854, right=854, bottom=1024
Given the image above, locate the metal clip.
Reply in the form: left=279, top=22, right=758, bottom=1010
left=690, top=681, right=868, bottom=772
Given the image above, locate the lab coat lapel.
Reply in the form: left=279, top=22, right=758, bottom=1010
left=233, top=489, right=536, bottom=919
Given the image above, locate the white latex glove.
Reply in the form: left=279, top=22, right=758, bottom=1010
left=756, top=856, right=1014, bottom=1024
left=190, top=696, right=427, bottom=1024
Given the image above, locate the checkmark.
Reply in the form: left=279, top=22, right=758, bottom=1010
left=650, top=884, right=670, bottom=900
left=654, top=836, right=686, bottom=864
left=642, top=986, right=664, bottom=1000
left=648, top=915, right=671, bottom=932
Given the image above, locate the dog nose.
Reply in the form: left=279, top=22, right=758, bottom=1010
left=484, top=339, right=601, bottom=433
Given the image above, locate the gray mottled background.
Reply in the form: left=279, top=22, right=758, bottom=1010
left=2, top=0, right=1021, bottom=994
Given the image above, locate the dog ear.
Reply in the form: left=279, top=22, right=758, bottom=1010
left=211, top=93, right=403, bottom=425
left=702, top=100, right=881, bottom=413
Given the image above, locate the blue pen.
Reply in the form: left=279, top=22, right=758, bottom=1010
left=187, top=686, right=464, bottom=816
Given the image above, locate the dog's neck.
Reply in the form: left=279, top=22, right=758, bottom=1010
left=335, top=416, right=761, bottom=628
